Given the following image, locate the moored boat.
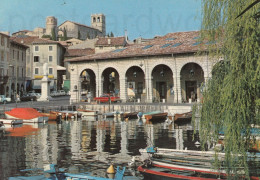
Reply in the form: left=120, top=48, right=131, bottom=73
left=5, top=108, right=48, bottom=123
left=123, top=112, right=138, bottom=119
left=174, top=111, right=192, bottom=127
left=77, top=108, right=98, bottom=116
left=145, top=112, right=168, bottom=123
left=0, top=118, right=23, bottom=125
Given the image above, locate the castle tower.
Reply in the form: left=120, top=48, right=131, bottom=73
left=91, top=14, right=106, bottom=36
left=46, top=16, right=57, bottom=36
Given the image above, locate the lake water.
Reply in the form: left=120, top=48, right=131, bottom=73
left=0, top=116, right=200, bottom=180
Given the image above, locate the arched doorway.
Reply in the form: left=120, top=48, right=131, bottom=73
left=180, top=63, right=204, bottom=103
left=17, top=83, right=20, bottom=96
left=152, top=64, right=173, bottom=103
left=101, top=68, right=119, bottom=95
left=80, top=69, right=96, bottom=100
left=125, top=66, right=145, bottom=101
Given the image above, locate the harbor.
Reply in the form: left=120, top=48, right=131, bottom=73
left=0, top=98, right=199, bottom=179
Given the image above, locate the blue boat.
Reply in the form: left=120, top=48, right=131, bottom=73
left=9, top=164, right=126, bottom=180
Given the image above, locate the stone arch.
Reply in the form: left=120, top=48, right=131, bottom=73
left=79, top=68, right=96, bottom=100
left=101, top=67, right=120, bottom=95
left=93, top=17, right=96, bottom=23
left=97, top=17, right=100, bottom=22
left=149, top=61, right=175, bottom=78
left=180, top=62, right=204, bottom=103
left=151, top=64, right=174, bottom=102
left=125, top=65, right=145, bottom=100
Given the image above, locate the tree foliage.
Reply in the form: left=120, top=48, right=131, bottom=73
left=110, top=31, right=114, bottom=37
left=63, top=28, right=68, bottom=41
left=196, top=0, right=260, bottom=178
left=51, top=28, right=57, bottom=41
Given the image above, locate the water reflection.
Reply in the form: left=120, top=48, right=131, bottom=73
left=0, top=118, right=200, bottom=179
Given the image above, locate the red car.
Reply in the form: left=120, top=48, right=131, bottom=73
left=93, top=94, right=121, bottom=103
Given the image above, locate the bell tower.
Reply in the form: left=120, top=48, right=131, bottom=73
left=46, top=16, right=57, bottom=36
left=91, top=14, right=106, bottom=36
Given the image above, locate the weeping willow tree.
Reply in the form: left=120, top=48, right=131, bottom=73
left=195, top=0, right=260, bottom=178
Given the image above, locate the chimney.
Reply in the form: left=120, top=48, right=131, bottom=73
left=108, top=38, right=111, bottom=45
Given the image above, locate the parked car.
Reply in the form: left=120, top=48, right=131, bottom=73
left=28, top=93, right=41, bottom=99
left=50, top=91, right=58, bottom=97
left=57, top=90, right=66, bottom=96
left=0, top=95, right=11, bottom=103
left=93, top=94, right=121, bottom=103
left=20, top=94, right=37, bottom=101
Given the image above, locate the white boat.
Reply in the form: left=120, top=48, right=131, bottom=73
left=77, top=109, right=98, bottom=117
left=5, top=108, right=48, bottom=123
left=0, top=118, right=23, bottom=125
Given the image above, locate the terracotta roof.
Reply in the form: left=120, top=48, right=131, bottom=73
left=59, top=20, right=101, bottom=32
left=11, top=36, right=66, bottom=49
left=10, top=36, right=39, bottom=45
left=65, top=48, right=95, bottom=57
left=12, top=30, right=31, bottom=35
left=66, top=31, right=216, bottom=62
left=95, top=37, right=126, bottom=46
left=10, top=40, right=29, bottom=49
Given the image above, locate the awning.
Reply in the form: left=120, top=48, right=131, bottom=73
left=57, top=65, right=66, bottom=71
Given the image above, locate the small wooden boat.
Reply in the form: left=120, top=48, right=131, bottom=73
left=5, top=108, right=48, bottom=123
left=138, top=162, right=260, bottom=180
left=138, top=111, right=162, bottom=120
left=41, top=112, right=61, bottom=121
left=0, top=118, right=23, bottom=125
left=77, top=109, right=98, bottom=116
left=174, top=111, right=192, bottom=124
left=123, top=112, right=138, bottom=119
left=145, top=112, right=168, bottom=122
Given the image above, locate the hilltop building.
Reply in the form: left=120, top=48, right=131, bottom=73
left=12, top=14, right=106, bottom=41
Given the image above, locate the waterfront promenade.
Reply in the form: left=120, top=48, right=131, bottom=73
left=0, top=96, right=193, bottom=115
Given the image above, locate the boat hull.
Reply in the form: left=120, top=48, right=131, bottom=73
left=0, top=118, right=23, bottom=125
left=77, top=109, right=98, bottom=116
left=5, top=114, right=45, bottom=123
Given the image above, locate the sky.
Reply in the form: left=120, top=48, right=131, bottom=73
left=0, top=0, right=202, bottom=40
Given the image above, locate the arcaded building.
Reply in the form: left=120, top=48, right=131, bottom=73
left=66, top=31, right=220, bottom=104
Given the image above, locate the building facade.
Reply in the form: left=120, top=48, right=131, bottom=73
left=67, top=31, right=220, bottom=104
left=30, top=39, right=66, bottom=92
left=8, top=40, right=28, bottom=99
left=0, top=33, right=10, bottom=96
left=11, top=36, right=66, bottom=93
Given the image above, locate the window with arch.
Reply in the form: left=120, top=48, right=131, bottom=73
left=97, top=17, right=100, bottom=22
left=93, top=17, right=96, bottom=23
